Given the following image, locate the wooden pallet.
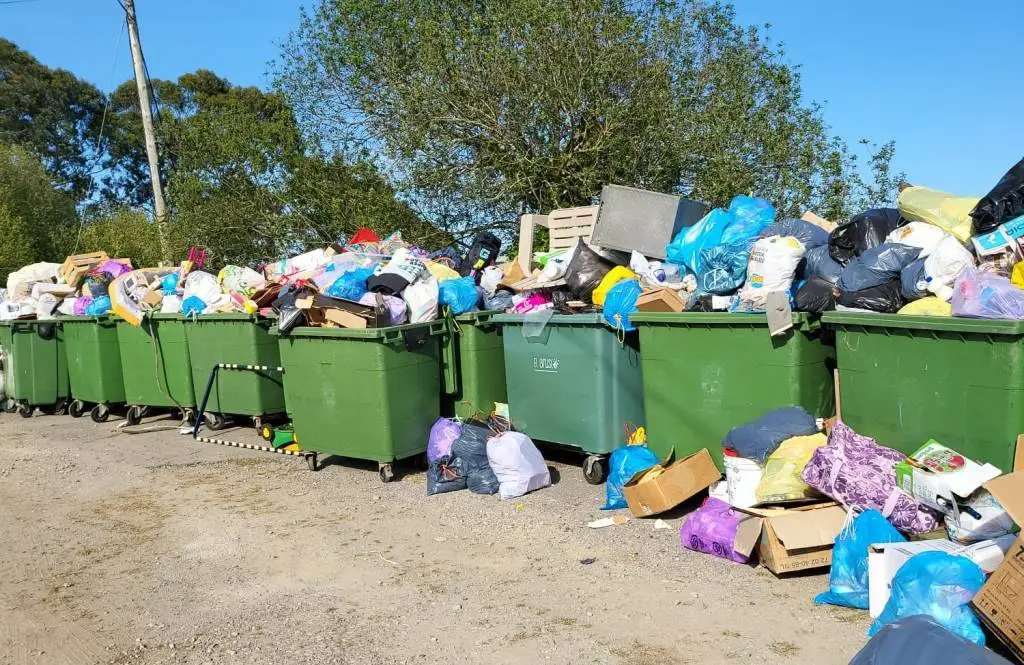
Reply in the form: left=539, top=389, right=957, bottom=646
left=59, top=252, right=109, bottom=287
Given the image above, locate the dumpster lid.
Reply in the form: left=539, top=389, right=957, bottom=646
left=630, top=312, right=813, bottom=327
left=180, top=312, right=276, bottom=322
left=454, top=310, right=503, bottom=324
left=823, top=312, right=1024, bottom=335
left=492, top=313, right=606, bottom=325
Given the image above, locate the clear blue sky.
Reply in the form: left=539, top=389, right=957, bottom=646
left=2, top=0, right=1021, bottom=199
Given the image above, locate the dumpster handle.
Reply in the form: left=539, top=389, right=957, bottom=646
left=36, top=322, right=57, bottom=340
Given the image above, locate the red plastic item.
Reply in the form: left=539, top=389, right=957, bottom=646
left=348, top=228, right=380, bottom=246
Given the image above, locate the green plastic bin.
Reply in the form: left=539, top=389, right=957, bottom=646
left=0, top=321, right=11, bottom=407
left=183, top=314, right=285, bottom=427
left=275, top=320, right=445, bottom=480
left=62, top=316, right=125, bottom=422
left=442, top=311, right=508, bottom=419
left=116, top=314, right=196, bottom=422
left=633, top=312, right=835, bottom=472
left=494, top=313, right=645, bottom=483
left=1, top=320, right=70, bottom=416
left=824, top=312, right=1024, bottom=471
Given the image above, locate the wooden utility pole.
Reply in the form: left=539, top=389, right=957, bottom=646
left=123, top=0, right=171, bottom=262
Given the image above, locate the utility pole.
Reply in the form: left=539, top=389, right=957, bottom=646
left=123, top=0, right=171, bottom=262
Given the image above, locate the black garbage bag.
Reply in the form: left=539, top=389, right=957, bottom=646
left=426, top=456, right=468, bottom=495
left=687, top=294, right=714, bottom=312
left=848, top=615, right=1010, bottom=665
left=900, top=258, right=929, bottom=301
left=837, top=279, right=904, bottom=313
left=794, top=276, right=838, bottom=314
left=829, top=208, right=905, bottom=265
left=803, top=245, right=844, bottom=284
left=564, top=239, right=614, bottom=303
left=971, top=157, right=1024, bottom=235
left=458, top=232, right=502, bottom=283
left=760, top=218, right=830, bottom=249
left=837, top=243, right=922, bottom=293
left=721, top=406, right=819, bottom=463
left=450, top=421, right=499, bottom=495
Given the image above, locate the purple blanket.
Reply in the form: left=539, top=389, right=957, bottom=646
left=801, top=421, right=939, bottom=534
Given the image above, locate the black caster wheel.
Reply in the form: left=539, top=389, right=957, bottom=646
left=306, top=454, right=318, bottom=472
left=17, top=402, right=33, bottom=418
left=378, top=464, right=394, bottom=483
left=125, top=405, right=144, bottom=427
left=90, top=404, right=110, bottom=423
left=259, top=424, right=274, bottom=442
left=204, top=412, right=229, bottom=431
left=54, top=400, right=68, bottom=416
left=68, top=399, right=87, bottom=418
left=183, top=409, right=196, bottom=425
left=582, top=455, right=607, bottom=485
left=3, top=399, right=16, bottom=414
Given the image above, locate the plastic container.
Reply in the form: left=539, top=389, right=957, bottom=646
left=442, top=311, right=508, bottom=419
left=116, top=314, right=196, bottom=424
left=274, top=321, right=445, bottom=481
left=61, top=316, right=125, bottom=422
left=723, top=451, right=763, bottom=509
left=632, top=312, right=834, bottom=471
left=493, top=313, right=645, bottom=484
left=824, top=312, right=1024, bottom=472
left=183, top=314, right=285, bottom=429
left=0, top=320, right=69, bottom=417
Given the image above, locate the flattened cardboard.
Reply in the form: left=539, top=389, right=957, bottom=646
left=622, top=448, right=720, bottom=517
left=1015, top=434, right=1024, bottom=472
left=984, top=472, right=1024, bottom=527
left=972, top=534, right=1024, bottom=664
left=734, top=502, right=846, bottom=575
left=635, top=288, right=686, bottom=313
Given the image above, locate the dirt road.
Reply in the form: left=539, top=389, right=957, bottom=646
left=0, top=414, right=870, bottom=665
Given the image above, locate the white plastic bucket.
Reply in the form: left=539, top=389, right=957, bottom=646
left=724, top=455, right=763, bottom=509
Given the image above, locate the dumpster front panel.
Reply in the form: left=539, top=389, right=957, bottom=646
left=277, top=324, right=442, bottom=463
left=63, top=317, right=125, bottom=404
left=117, top=316, right=196, bottom=408
left=448, top=313, right=507, bottom=419
left=7, top=321, right=67, bottom=405
left=497, top=314, right=645, bottom=455
left=184, top=316, right=285, bottom=417
left=634, top=313, right=835, bottom=471
left=0, top=322, right=13, bottom=399
left=826, top=312, right=1024, bottom=472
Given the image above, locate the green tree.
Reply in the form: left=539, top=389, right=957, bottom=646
left=76, top=206, right=164, bottom=268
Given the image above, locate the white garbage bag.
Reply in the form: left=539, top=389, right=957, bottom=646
left=924, top=235, right=975, bottom=301
left=738, top=236, right=805, bottom=309
left=403, top=276, right=438, bottom=323
left=6, top=262, right=60, bottom=299
left=885, top=222, right=947, bottom=258
left=182, top=271, right=223, bottom=304
left=486, top=431, right=551, bottom=500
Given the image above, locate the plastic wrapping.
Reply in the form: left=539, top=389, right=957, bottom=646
left=897, top=186, right=977, bottom=242
left=438, top=276, right=480, bottom=315
left=564, top=240, right=614, bottom=303
left=755, top=433, right=826, bottom=503
left=794, top=276, right=837, bottom=313
left=679, top=497, right=750, bottom=563
left=602, top=445, right=660, bottom=510
left=837, top=280, right=904, bottom=313
left=952, top=267, right=1024, bottom=319
left=838, top=244, right=921, bottom=293
left=803, top=245, right=844, bottom=284
left=815, top=509, right=905, bottom=609
left=760, top=218, right=829, bottom=249
left=218, top=265, right=267, bottom=297
left=698, top=242, right=751, bottom=295
left=829, top=208, right=904, bottom=265
left=601, top=279, right=641, bottom=332
left=971, top=157, right=1024, bottom=235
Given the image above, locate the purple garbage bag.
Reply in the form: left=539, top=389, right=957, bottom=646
left=951, top=266, right=1024, bottom=320
left=427, top=418, right=462, bottom=463
left=359, top=292, right=408, bottom=326
left=93, top=260, right=132, bottom=279
left=680, top=497, right=749, bottom=563
left=73, top=296, right=92, bottom=316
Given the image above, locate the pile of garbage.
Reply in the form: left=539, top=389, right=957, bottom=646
left=0, top=252, right=135, bottom=321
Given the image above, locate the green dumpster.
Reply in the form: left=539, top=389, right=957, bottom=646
left=116, top=313, right=196, bottom=424
left=1, top=320, right=70, bottom=417
left=494, top=313, right=645, bottom=484
left=442, top=311, right=508, bottom=419
left=0, top=321, right=11, bottom=411
left=62, top=316, right=125, bottom=422
left=183, top=313, right=285, bottom=430
left=633, top=312, right=835, bottom=472
left=275, top=320, right=445, bottom=481
left=824, top=312, right=1024, bottom=472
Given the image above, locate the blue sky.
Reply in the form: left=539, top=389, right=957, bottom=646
left=2, top=0, right=1021, bottom=199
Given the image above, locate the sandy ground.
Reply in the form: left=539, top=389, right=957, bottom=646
left=0, top=413, right=873, bottom=665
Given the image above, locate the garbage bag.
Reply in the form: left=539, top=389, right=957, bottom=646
left=838, top=244, right=922, bottom=293
left=427, top=417, right=463, bottom=463
left=946, top=489, right=1016, bottom=544
left=679, top=497, right=750, bottom=563
left=601, top=278, right=641, bottom=332
left=84, top=273, right=112, bottom=298
left=218, top=265, right=267, bottom=297
left=720, top=195, right=775, bottom=245
left=900, top=258, right=929, bottom=301
left=698, top=242, right=751, bottom=295
left=404, top=276, right=439, bottom=323
left=564, top=240, right=615, bottom=303
left=869, top=551, right=987, bottom=645
left=952, top=266, right=1024, bottom=319
left=486, top=431, right=551, bottom=500
left=755, top=433, right=826, bottom=503
left=92, top=259, right=132, bottom=280
left=803, top=245, right=844, bottom=284
left=84, top=295, right=112, bottom=316
left=898, top=297, right=951, bottom=317
left=721, top=406, right=819, bottom=464
left=592, top=266, right=637, bottom=306
left=761, top=218, right=829, bottom=249
left=897, top=186, right=977, bottom=242
left=815, top=509, right=905, bottom=609
left=971, top=157, right=1024, bottom=235
left=484, top=290, right=515, bottom=312
left=183, top=271, right=222, bottom=304
left=181, top=295, right=207, bottom=317
left=738, top=236, right=806, bottom=310
left=325, top=267, right=375, bottom=301
left=829, top=208, right=904, bottom=265
left=602, top=444, right=660, bottom=510
left=885, top=221, right=949, bottom=257
left=850, top=615, right=1012, bottom=665
left=837, top=280, right=904, bottom=313
left=451, top=422, right=499, bottom=495
left=479, top=266, right=505, bottom=296
left=802, top=420, right=940, bottom=534
left=923, top=235, right=976, bottom=301
left=358, top=292, right=408, bottom=325
left=457, top=231, right=502, bottom=283
left=438, top=276, right=480, bottom=315
left=794, top=276, right=837, bottom=313
left=666, top=208, right=733, bottom=274
left=72, top=296, right=92, bottom=316
left=426, top=455, right=468, bottom=495
left=161, top=273, right=179, bottom=295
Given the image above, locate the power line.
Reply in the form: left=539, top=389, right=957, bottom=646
left=0, top=0, right=43, bottom=5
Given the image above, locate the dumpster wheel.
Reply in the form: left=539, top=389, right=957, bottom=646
left=17, top=402, right=32, bottom=418
left=90, top=403, right=111, bottom=423
left=2, top=399, right=16, bottom=414
left=204, top=412, right=229, bottom=431
left=583, top=455, right=607, bottom=485
left=306, top=453, right=318, bottom=472
left=68, top=399, right=87, bottom=419
left=126, top=405, right=144, bottom=427
left=378, top=463, right=394, bottom=483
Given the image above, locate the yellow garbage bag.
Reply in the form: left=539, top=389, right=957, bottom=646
left=592, top=266, right=637, bottom=306
left=426, top=260, right=461, bottom=282
left=1012, top=262, right=1024, bottom=290
left=897, top=186, right=979, bottom=243
left=755, top=433, right=826, bottom=504
left=898, top=297, right=952, bottom=317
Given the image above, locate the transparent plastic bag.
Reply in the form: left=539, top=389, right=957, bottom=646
left=815, top=509, right=905, bottom=609
left=720, top=195, right=775, bottom=245
left=755, top=433, right=826, bottom=503
left=897, top=186, right=978, bottom=242
left=952, top=267, right=1024, bottom=320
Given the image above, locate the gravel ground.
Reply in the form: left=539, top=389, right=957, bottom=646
left=0, top=412, right=872, bottom=665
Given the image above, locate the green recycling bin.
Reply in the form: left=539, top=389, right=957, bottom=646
left=633, top=312, right=835, bottom=472
left=494, top=313, right=645, bottom=484
left=442, top=311, right=508, bottom=419
left=0, top=321, right=11, bottom=409
left=183, top=314, right=286, bottom=430
left=275, top=320, right=445, bottom=480
left=62, top=316, right=125, bottom=422
left=824, top=312, right=1024, bottom=472
left=0, top=319, right=70, bottom=417
left=116, top=314, right=196, bottom=425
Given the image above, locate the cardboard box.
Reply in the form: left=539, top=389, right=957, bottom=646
left=734, top=502, right=847, bottom=575
left=296, top=294, right=388, bottom=328
left=635, top=288, right=686, bottom=313
left=622, top=448, right=720, bottom=517
left=894, top=440, right=1002, bottom=520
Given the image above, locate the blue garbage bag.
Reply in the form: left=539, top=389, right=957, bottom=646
left=804, top=245, right=844, bottom=284
left=161, top=273, right=179, bottom=296
left=852, top=616, right=1011, bottom=665
left=602, top=445, right=660, bottom=510
left=869, top=551, right=987, bottom=645
left=838, top=243, right=922, bottom=293
left=85, top=295, right=112, bottom=316
left=815, top=510, right=905, bottom=609
left=602, top=279, right=642, bottom=332
left=439, top=276, right=480, bottom=315
left=721, top=406, right=819, bottom=463
left=181, top=295, right=206, bottom=317
left=324, top=267, right=374, bottom=301
left=666, top=208, right=733, bottom=274
left=721, top=195, right=775, bottom=245
left=698, top=241, right=751, bottom=295
left=760, top=218, right=829, bottom=249
left=900, top=258, right=929, bottom=301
